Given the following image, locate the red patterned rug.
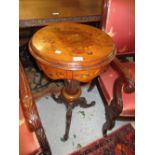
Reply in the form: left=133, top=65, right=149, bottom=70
left=69, top=124, right=135, bottom=155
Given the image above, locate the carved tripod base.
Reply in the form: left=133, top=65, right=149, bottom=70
left=52, top=80, right=95, bottom=141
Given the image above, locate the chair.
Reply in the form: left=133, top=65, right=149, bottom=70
left=19, top=61, right=52, bottom=155
left=98, top=0, right=135, bottom=134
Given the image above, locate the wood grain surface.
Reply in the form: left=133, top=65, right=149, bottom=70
left=19, top=0, right=102, bottom=27
left=20, top=0, right=102, bottom=19
left=29, top=22, right=115, bottom=82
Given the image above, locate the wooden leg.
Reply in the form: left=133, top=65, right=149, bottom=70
left=63, top=104, right=73, bottom=141
left=78, top=97, right=95, bottom=108
left=102, top=102, right=116, bottom=135
left=102, top=77, right=124, bottom=135
left=51, top=80, right=96, bottom=140
left=20, top=62, right=52, bottom=154
left=36, top=128, right=52, bottom=155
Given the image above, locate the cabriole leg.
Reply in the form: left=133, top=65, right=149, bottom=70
left=63, top=104, right=73, bottom=141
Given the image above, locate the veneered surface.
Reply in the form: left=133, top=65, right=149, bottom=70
left=29, top=23, right=115, bottom=82
left=29, top=23, right=115, bottom=69
left=19, top=0, right=102, bottom=20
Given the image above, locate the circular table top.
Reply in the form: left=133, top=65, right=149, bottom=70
left=29, top=22, right=115, bottom=70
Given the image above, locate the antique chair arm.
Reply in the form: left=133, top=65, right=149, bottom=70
left=19, top=61, right=52, bottom=155
left=19, top=60, right=42, bottom=131
left=111, top=58, right=135, bottom=93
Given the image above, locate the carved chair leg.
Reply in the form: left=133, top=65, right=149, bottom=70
left=103, top=99, right=123, bottom=135
left=20, top=62, right=52, bottom=154
left=102, top=120, right=115, bottom=136
left=102, top=103, right=116, bottom=135
left=78, top=97, right=96, bottom=108
left=102, top=77, right=124, bottom=136
left=36, top=128, right=52, bottom=155
left=62, top=104, right=73, bottom=141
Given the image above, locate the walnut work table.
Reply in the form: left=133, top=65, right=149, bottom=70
left=29, top=22, right=116, bottom=141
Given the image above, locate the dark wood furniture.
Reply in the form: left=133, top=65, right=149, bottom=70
left=28, top=22, right=116, bottom=140
left=19, top=61, right=52, bottom=155
left=19, top=0, right=102, bottom=28
left=98, top=0, right=135, bottom=135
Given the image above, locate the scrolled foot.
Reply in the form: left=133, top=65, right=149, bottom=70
left=60, top=134, right=68, bottom=142
left=102, top=120, right=115, bottom=136
left=62, top=134, right=68, bottom=141
left=102, top=122, right=108, bottom=136
left=79, top=97, right=95, bottom=108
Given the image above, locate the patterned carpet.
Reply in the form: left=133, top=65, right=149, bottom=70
left=70, top=124, right=135, bottom=155
left=19, top=45, right=63, bottom=96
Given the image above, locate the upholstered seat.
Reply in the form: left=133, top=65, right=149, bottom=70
left=99, top=62, right=135, bottom=117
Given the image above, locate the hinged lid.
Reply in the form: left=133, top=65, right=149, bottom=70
left=29, top=22, right=115, bottom=70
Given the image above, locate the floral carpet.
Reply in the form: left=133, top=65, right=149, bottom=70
left=69, top=124, right=135, bottom=155
left=19, top=45, right=63, bottom=96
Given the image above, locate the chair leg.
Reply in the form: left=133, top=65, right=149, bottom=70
left=102, top=77, right=124, bottom=135
left=102, top=103, right=116, bottom=135
left=103, top=99, right=123, bottom=135
left=36, top=128, right=52, bottom=155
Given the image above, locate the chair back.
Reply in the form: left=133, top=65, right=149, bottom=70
left=101, top=0, right=135, bottom=55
